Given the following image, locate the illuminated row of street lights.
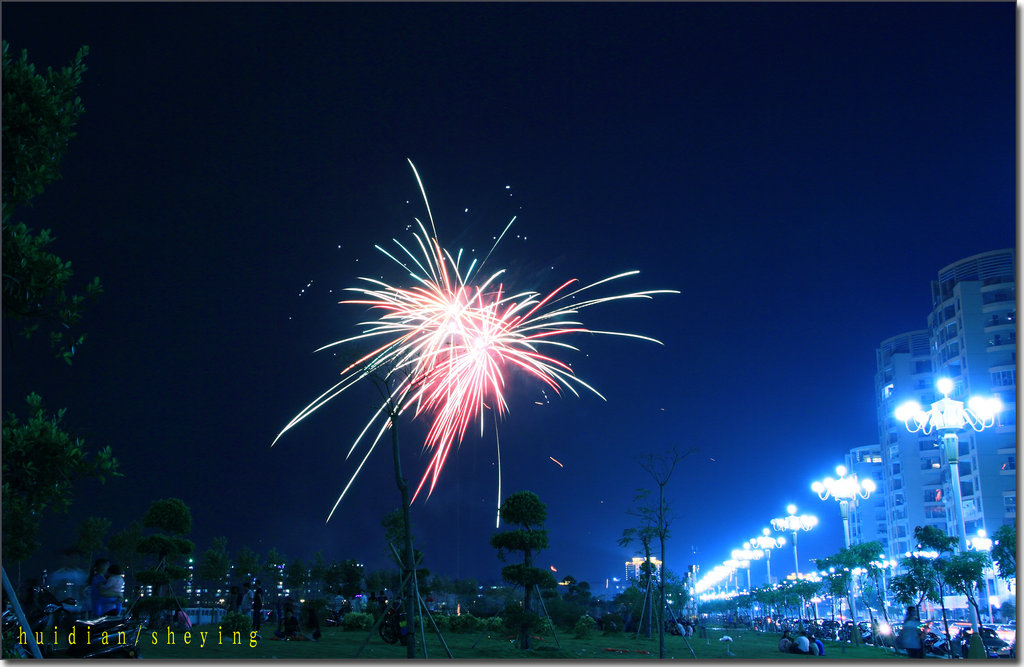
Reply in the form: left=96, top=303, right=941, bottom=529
left=695, top=378, right=1004, bottom=625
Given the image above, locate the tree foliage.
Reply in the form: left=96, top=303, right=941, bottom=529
left=234, top=545, right=260, bottom=581
left=943, top=551, right=990, bottom=628
left=2, top=393, right=120, bottom=561
left=491, top=491, right=556, bottom=649
left=136, top=498, right=194, bottom=590
left=2, top=41, right=87, bottom=208
left=2, top=40, right=102, bottom=363
left=334, top=559, right=365, bottom=598
left=990, top=524, right=1015, bottom=580
left=108, top=520, right=143, bottom=589
left=197, top=536, right=230, bottom=586
left=72, top=515, right=111, bottom=565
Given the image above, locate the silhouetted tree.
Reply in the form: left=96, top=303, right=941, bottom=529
left=991, top=524, right=1015, bottom=580
left=71, top=515, right=111, bottom=568
left=135, top=498, right=194, bottom=607
left=491, top=491, right=556, bottom=649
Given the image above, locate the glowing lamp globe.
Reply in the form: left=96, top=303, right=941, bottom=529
left=894, top=400, right=923, bottom=423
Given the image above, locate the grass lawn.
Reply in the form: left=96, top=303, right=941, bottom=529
left=139, top=623, right=905, bottom=659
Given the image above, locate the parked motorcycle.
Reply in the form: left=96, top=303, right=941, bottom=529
left=4, top=590, right=143, bottom=658
left=923, top=631, right=950, bottom=656
left=3, top=586, right=80, bottom=657
left=64, top=610, right=145, bottom=658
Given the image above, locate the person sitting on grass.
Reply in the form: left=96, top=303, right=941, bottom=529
left=813, top=633, right=825, bottom=656
left=274, top=609, right=302, bottom=640
left=791, top=630, right=811, bottom=654
left=778, top=629, right=794, bottom=653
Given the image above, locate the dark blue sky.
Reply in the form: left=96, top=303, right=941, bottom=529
left=3, top=3, right=1014, bottom=591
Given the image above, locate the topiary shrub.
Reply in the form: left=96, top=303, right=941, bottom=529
left=573, top=614, right=597, bottom=639
left=219, top=611, right=252, bottom=635
left=341, top=612, right=374, bottom=631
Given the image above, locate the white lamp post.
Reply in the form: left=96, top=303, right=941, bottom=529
left=966, top=529, right=996, bottom=624
left=751, top=528, right=785, bottom=585
left=812, top=465, right=876, bottom=547
left=895, top=377, right=1001, bottom=551
left=870, top=554, right=898, bottom=620
left=771, top=504, right=818, bottom=576
left=732, top=544, right=762, bottom=592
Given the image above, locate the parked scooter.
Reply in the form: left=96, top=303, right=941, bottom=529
left=64, top=609, right=145, bottom=658
left=4, top=593, right=144, bottom=658
left=3, top=586, right=80, bottom=657
left=923, top=631, right=950, bottom=656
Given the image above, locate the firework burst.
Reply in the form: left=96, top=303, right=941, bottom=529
left=273, top=160, right=677, bottom=520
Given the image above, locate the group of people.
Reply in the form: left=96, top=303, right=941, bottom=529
left=88, top=559, right=125, bottom=617
left=227, top=580, right=265, bottom=636
left=778, top=629, right=826, bottom=656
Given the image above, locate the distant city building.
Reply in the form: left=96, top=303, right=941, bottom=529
left=874, top=248, right=1016, bottom=557
left=845, top=444, right=887, bottom=549
left=927, top=249, right=1016, bottom=541
left=625, top=556, right=662, bottom=582
left=875, top=330, right=938, bottom=556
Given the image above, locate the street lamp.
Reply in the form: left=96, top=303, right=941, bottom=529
left=812, top=465, right=876, bottom=547
left=771, top=504, right=818, bottom=575
left=732, top=544, right=762, bottom=591
left=751, top=528, right=785, bottom=585
left=895, top=377, right=1001, bottom=551
left=967, top=529, right=996, bottom=624
left=871, top=554, right=898, bottom=620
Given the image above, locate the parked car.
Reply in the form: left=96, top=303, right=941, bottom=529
left=993, top=623, right=1015, bottom=644
left=953, top=625, right=1012, bottom=658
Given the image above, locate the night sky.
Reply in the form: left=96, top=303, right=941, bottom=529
left=2, top=3, right=1015, bottom=592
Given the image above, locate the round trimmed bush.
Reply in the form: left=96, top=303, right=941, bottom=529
left=341, top=612, right=374, bottom=631
left=220, top=611, right=252, bottom=635
left=574, top=614, right=597, bottom=639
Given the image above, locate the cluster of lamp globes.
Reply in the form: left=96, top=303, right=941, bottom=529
left=894, top=377, right=1002, bottom=433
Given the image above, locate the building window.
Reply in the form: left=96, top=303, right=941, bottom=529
left=923, top=506, right=945, bottom=519
left=924, top=488, right=942, bottom=503
left=960, top=480, right=974, bottom=497
left=1001, top=455, right=1016, bottom=471
left=891, top=463, right=901, bottom=476
left=992, top=369, right=1016, bottom=387
left=883, top=383, right=895, bottom=398
left=921, top=456, right=941, bottom=470
left=920, top=440, right=939, bottom=452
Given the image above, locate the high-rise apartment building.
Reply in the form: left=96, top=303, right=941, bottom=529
left=875, top=249, right=1015, bottom=557
left=845, top=444, right=888, bottom=550
left=875, top=330, right=940, bottom=556
left=927, top=249, right=1016, bottom=541
left=625, top=556, right=662, bottom=582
